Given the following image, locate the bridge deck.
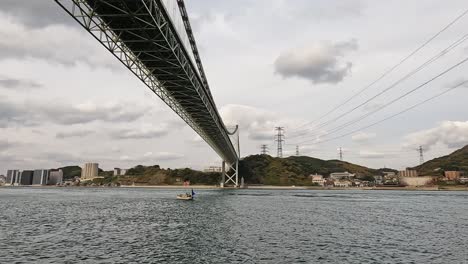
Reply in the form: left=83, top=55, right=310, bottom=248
left=57, top=0, right=237, bottom=163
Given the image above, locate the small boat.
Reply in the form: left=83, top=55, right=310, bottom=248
left=177, top=189, right=195, bottom=200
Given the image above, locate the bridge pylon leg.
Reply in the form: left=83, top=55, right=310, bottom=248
left=222, top=160, right=239, bottom=188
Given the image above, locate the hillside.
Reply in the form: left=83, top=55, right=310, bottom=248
left=99, top=165, right=221, bottom=186
left=57, top=166, right=81, bottom=180
left=56, top=155, right=389, bottom=186
left=238, top=154, right=379, bottom=185
left=415, top=145, right=468, bottom=176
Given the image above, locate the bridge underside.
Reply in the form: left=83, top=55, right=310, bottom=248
left=55, top=0, right=238, bottom=164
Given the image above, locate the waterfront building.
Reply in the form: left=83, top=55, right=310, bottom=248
left=0, top=175, right=5, bottom=184
left=374, top=175, right=383, bottom=185
left=204, top=166, right=222, bottom=173
left=459, top=177, right=468, bottom=184
left=6, top=170, right=21, bottom=185
left=33, top=170, right=49, bottom=185
left=444, top=171, right=461, bottom=181
left=310, top=174, right=325, bottom=186
left=382, top=171, right=396, bottom=177
left=330, top=172, right=355, bottom=180
left=49, top=170, right=63, bottom=185
left=81, top=163, right=99, bottom=179
left=334, top=180, right=351, bottom=187
left=398, top=170, right=418, bottom=177
left=19, top=171, right=34, bottom=185
left=400, top=176, right=434, bottom=186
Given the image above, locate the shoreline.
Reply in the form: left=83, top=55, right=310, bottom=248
left=1, top=185, right=467, bottom=191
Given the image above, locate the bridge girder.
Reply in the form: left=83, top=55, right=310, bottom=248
left=55, top=0, right=238, bottom=163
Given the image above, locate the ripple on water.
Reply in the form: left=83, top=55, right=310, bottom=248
left=0, top=188, right=467, bottom=263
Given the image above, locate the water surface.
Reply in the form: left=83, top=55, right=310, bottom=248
left=0, top=187, right=467, bottom=263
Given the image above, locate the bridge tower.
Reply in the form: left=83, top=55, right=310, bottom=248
left=221, top=125, right=240, bottom=188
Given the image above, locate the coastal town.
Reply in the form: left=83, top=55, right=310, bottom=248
left=1, top=161, right=467, bottom=189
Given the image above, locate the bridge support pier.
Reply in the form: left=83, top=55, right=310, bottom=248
left=221, top=160, right=238, bottom=188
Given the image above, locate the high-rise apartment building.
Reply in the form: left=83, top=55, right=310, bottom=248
left=48, top=170, right=64, bottom=185
left=6, top=170, right=20, bottom=185
left=33, top=170, right=49, bottom=185
left=81, top=163, right=99, bottom=179
left=19, top=171, right=34, bottom=185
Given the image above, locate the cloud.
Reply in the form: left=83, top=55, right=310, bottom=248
left=0, top=77, right=42, bottom=90
left=0, top=139, right=18, bottom=150
left=352, top=132, right=376, bottom=143
left=118, top=152, right=184, bottom=162
left=56, top=130, right=94, bottom=139
left=41, top=101, right=147, bottom=125
left=220, top=104, right=303, bottom=142
left=0, top=1, right=74, bottom=28
left=0, top=15, right=116, bottom=67
left=358, top=150, right=387, bottom=159
left=39, top=151, right=83, bottom=165
left=274, top=39, right=358, bottom=84
left=110, top=126, right=169, bottom=139
left=142, top=152, right=185, bottom=161
left=445, top=78, right=468, bottom=89
left=0, top=152, right=22, bottom=163
left=0, top=99, right=148, bottom=127
left=403, top=121, right=468, bottom=150
left=0, top=99, right=34, bottom=127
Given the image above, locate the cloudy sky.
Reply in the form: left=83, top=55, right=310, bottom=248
left=1, top=0, right=468, bottom=172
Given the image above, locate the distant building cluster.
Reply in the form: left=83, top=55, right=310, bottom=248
left=0, top=162, right=135, bottom=187
left=309, top=172, right=368, bottom=187
left=4, top=169, right=63, bottom=186
left=398, top=170, right=418, bottom=177
left=307, top=168, right=468, bottom=188
left=204, top=166, right=222, bottom=173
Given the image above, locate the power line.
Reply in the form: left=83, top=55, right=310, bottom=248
left=289, top=32, right=468, bottom=140
left=300, top=79, right=468, bottom=146
left=289, top=8, right=468, bottom=134
left=339, top=147, right=343, bottom=161
left=295, top=145, right=300, bottom=156
left=275, top=127, right=285, bottom=158
left=294, top=54, right=468, bottom=144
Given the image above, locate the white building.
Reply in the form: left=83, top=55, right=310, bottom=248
left=310, top=174, right=325, bottom=186
left=81, top=163, right=99, bottom=179
left=400, top=176, right=433, bottom=186
left=204, top=166, right=222, bottom=173
left=334, top=180, right=351, bottom=187
left=330, top=172, right=355, bottom=180
left=113, top=168, right=127, bottom=176
left=374, top=175, right=383, bottom=185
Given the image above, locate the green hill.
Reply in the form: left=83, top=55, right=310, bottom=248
left=239, top=154, right=379, bottom=185
left=57, top=166, right=81, bottom=180
left=113, top=165, right=221, bottom=185
left=415, top=145, right=468, bottom=176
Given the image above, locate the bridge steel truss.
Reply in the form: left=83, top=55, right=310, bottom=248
left=55, top=0, right=239, bottom=180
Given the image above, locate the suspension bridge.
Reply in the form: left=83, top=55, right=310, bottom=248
left=54, top=0, right=240, bottom=186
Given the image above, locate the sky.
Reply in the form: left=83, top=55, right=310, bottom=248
left=1, top=0, right=468, bottom=172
